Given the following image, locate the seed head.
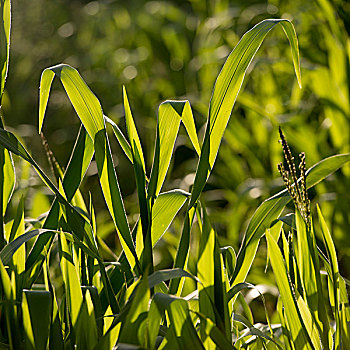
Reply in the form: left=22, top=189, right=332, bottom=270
left=278, top=128, right=311, bottom=226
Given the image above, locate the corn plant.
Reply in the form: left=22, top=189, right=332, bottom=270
left=1, top=0, right=350, bottom=348
left=266, top=128, right=350, bottom=350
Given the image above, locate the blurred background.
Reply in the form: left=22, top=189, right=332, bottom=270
left=2, top=0, right=349, bottom=300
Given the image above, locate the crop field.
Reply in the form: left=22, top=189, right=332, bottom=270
left=0, top=0, right=349, bottom=349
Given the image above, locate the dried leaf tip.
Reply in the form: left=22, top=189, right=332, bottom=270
left=278, top=128, right=310, bottom=226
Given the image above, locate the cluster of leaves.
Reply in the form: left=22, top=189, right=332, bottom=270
left=4, top=1, right=349, bottom=269
left=1, top=0, right=350, bottom=349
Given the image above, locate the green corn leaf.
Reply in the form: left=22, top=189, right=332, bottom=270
left=26, top=126, right=93, bottom=281
left=295, top=211, right=318, bottom=313
left=95, top=305, right=121, bottom=350
left=151, top=189, right=189, bottom=245
left=305, top=153, right=350, bottom=188
left=148, top=101, right=182, bottom=198
left=75, top=289, right=99, bottom=350
left=190, top=19, right=301, bottom=207
left=148, top=268, right=199, bottom=290
left=220, top=246, right=236, bottom=282
left=294, top=212, right=329, bottom=349
left=235, top=323, right=282, bottom=350
left=0, top=117, right=15, bottom=250
left=339, top=274, right=350, bottom=348
left=134, top=189, right=189, bottom=265
left=166, top=298, right=204, bottom=349
left=148, top=100, right=199, bottom=198
left=170, top=18, right=301, bottom=297
left=123, top=86, right=146, bottom=174
left=168, top=206, right=196, bottom=295
left=132, top=142, right=152, bottom=273
left=44, top=258, right=64, bottom=350
left=181, top=101, right=201, bottom=156
left=197, top=206, right=230, bottom=343
left=39, top=64, right=139, bottom=273
left=317, top=205, right=341, bottom=346
left=104, top=115, right=133, bottom=163
left=39, top=64, right=104, bottom=137
left=0, top=132, right=14, bottom=217
left=266, top=230, right=312, bottom=350
left=22, top=292, right=36, bottom=350
left=0, top=259, right=20, bottom=349
left=227, top=282, right=259, bottom=303
left=8, top=197, right=24, bottom=275
left=295, top=292, right=322, bottom=350
left=118, top=276, right=150, bottom=348
left=0, top=0, right=10, bottom=100
left=95, top=129, right=140, bottom=272
left=59, top=232, right=83, bottom=327
left=61, top=126, right=94, bottom=202
left=232, top=152, right=350, bottom=286
left=0, top=255, right=12, bottom=301
left=0, top=229, right=53, bottom=266
left=194, top=313, right=236, bottom=350
left=151, top=293, right=204, bottom=350
left=198, top=212, right=216, bottom=327
left=276, top=297, right=293, bottom=350
left=22, top=290, right=52, bottom=350
left=147, top=296, right=163, bottom=350
left=83, top=286, right=104, bottom=337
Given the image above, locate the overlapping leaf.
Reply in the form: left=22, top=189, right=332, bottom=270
left=38, top=64, right=139, bottom=273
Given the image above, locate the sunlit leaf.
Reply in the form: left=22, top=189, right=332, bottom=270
left=22, top=290, right=52, bottom=350
left=123, top=86, right=146, bottom=173
left=0, top=0, right=10, bottom=99
left=190, top=19, right=301, bottom=207
left=266, top=230, right=312, bottom=350
left=151, top=189, right=189, bottom=245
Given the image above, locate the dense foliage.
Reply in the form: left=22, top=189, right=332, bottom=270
left=0, top=0, right=349, bottom=349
